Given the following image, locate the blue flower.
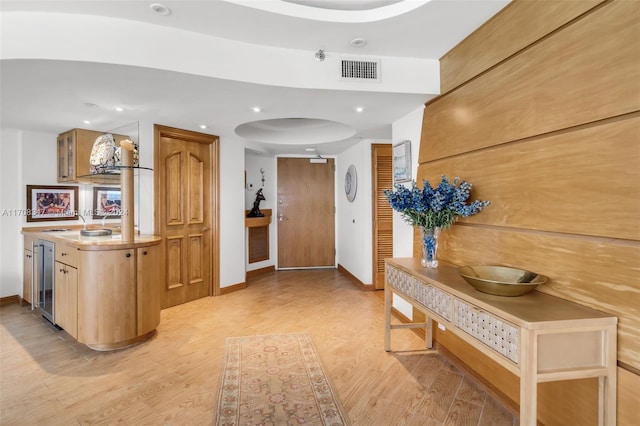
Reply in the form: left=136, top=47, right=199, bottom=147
left=384, top=176, right=490, bottom=229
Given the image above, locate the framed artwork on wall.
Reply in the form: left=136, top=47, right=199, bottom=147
left=393, top=140, right=412, bottom=183
left=93, top=186, right=122, bottom=219
left=26, top=185, right=78, bottom=222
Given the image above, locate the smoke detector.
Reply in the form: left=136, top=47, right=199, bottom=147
left=351, top=38, right=367, bottom=47
left=150, top=3, right=171, bottom=15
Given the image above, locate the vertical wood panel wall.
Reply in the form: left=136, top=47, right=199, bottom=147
left=416, top=1, right=640, bottom=424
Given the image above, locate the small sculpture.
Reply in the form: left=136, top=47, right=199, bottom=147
left=247, top=188, right=265, bottom=217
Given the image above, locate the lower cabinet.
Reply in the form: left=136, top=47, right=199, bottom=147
left=22, top=235, right=38, bottom=305
left=23, top=248, right=34, bottom=305
left=137, top=246, right=162, bottom=335
left=78, top=249, right=137, bottom=346
left=54, top=261, right=78, bottom=339
left=77, top=244, right=161, bottom=349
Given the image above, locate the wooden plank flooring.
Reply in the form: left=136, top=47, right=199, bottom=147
left=0, top=269, right=517, bottom=425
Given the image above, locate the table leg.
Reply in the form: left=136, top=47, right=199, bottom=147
left=519, top=329, right=537, bottom=426
left=385, top=288, right=392, bottom=352
left=426, top=316, right=433, bottom=349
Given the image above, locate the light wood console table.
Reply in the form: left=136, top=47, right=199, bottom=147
left=384, top=258, right=617, bottom=426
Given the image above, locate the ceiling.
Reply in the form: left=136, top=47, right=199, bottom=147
left=0, top=0, right=509, bottom=155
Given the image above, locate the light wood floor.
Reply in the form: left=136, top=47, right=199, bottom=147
left=1, top=269, right=517, bottom=425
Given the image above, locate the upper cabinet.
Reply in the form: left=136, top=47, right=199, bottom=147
left=57, top=128, right=130, bottom=183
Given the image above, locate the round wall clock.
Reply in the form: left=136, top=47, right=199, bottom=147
left=345, top=164, right=357, bottom=202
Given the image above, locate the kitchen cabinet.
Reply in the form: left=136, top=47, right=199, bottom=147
left=57, top=128, right=130, bottom=183
left=137, top=245, right=162, bottom=335
left=22, top=229, right=162, bottom=351
left=78, top=244, right=161, bottom=350
left=78, top=248, right=137, bottom=348
left=22, top=235, right=37, bottom=305
left=54, top=243, right=78, bottom=338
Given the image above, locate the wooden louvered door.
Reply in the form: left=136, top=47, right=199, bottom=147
left=372, top=144, right=393, bottom=289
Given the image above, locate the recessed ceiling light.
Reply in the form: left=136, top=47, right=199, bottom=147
left=251, top=107, right=262, bottom=112
left=150, top=3, right=171, bottom=15
left=351, top=38, right=367, bottom=47
left=83, top=120, right=91, bottom=124
left=355, top=107, right=365, bottom=112
left=115, top=106, right=124, bottom=112
left=199, top=124, right=207, bottom=129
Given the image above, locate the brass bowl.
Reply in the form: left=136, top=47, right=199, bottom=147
left=457, top=265, right=547, bottom=297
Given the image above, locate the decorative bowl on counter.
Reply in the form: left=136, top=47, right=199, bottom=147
left=457, top=265, right=547, bottom=297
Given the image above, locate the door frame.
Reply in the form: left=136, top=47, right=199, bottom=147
left=153, top=124, right=220, bottom=297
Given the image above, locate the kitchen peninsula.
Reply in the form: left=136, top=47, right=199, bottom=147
left=23, top=226, right=161, bottom=350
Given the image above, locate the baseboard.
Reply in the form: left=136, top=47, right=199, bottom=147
left=0, top=295, right=21, bottom=306
left=220, top=282, right=247, bottom=295
left=337, top=264, right=374, bottom=291
left=246, top=265, right=275, bottom=280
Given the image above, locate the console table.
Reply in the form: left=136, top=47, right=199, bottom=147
left=384, top=258, right=617, bottom=426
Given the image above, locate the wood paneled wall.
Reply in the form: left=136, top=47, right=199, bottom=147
left=416, top=0, right=640, bottom=424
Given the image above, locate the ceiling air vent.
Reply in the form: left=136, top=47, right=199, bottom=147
left=340, top=59, right=380, bottom=82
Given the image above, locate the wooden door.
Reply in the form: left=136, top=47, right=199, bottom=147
left=372, top=144, right=393, bottom=289
left=154, top=125, right=219, bottom=308
left=277, top=157, right=335, bottom=268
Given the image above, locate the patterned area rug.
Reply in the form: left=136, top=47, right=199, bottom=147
left=215, top=333, right=350, bottom=426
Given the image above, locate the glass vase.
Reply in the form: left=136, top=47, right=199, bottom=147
left=420, top=227, right=440, bottom=268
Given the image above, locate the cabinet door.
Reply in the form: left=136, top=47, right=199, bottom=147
left=77, top=249, right=136, bottom=345
left=23, top=249, right=33, bottom=304
left=137, top=245, right=162, bottom=335
left=57, top=131, right=75, bottom=182
left=55, top=261, right=78, bottom=339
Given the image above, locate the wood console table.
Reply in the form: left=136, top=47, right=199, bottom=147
left=384, top=258, right=617, bottom=426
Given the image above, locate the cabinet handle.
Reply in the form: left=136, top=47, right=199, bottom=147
left=61, top=252, right=67, bottom=256
left=126, top=253, right=132, bottom=258
left=143, top=251, right=148, bottom=255
left=59, top=268, right=65, bottom=273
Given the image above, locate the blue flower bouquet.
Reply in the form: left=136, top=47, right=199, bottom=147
left=384, top=175, right=490, bottom=267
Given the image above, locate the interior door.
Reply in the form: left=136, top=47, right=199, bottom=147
left=155, top=125, right=218, bottom=308
left=372, top=144, right=393, bottom=289
left=277, top=157, right=335, bottom=269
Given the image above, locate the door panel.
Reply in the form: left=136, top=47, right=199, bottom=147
left=372, top=144, right=393, bottom=289
left=277, top=157, right=335, bottom=269
left=155, top=125, right=218, bottom=308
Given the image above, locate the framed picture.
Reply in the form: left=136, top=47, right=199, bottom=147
left=26, top=185, right=78, bottom=222
left=93, top=187, right=122, bottom=219
left=393, top=140, right=412, bottom=183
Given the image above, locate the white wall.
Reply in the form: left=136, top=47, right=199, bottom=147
left=389, top=105, right=425, bottom=318
left=0, top=128, right=23, bottom=297
left=336, top=139, right=376, bottom=284
left=244, top=151, right=277, bottom=272
left=218, top=135, right=248, bottom=288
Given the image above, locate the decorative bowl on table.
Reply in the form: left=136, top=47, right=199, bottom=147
left=457, top=265, right=547, bottom=297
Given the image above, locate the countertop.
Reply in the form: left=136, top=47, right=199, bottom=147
left=22, top=225, right=161, bottom=251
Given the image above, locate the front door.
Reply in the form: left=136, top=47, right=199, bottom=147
left=277, top=157, right=335, bottom=269
left=154, top=125, right=219, bottom=308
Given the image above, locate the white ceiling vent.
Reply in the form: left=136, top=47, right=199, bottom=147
left=340, top=58, right=380, bottom=82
